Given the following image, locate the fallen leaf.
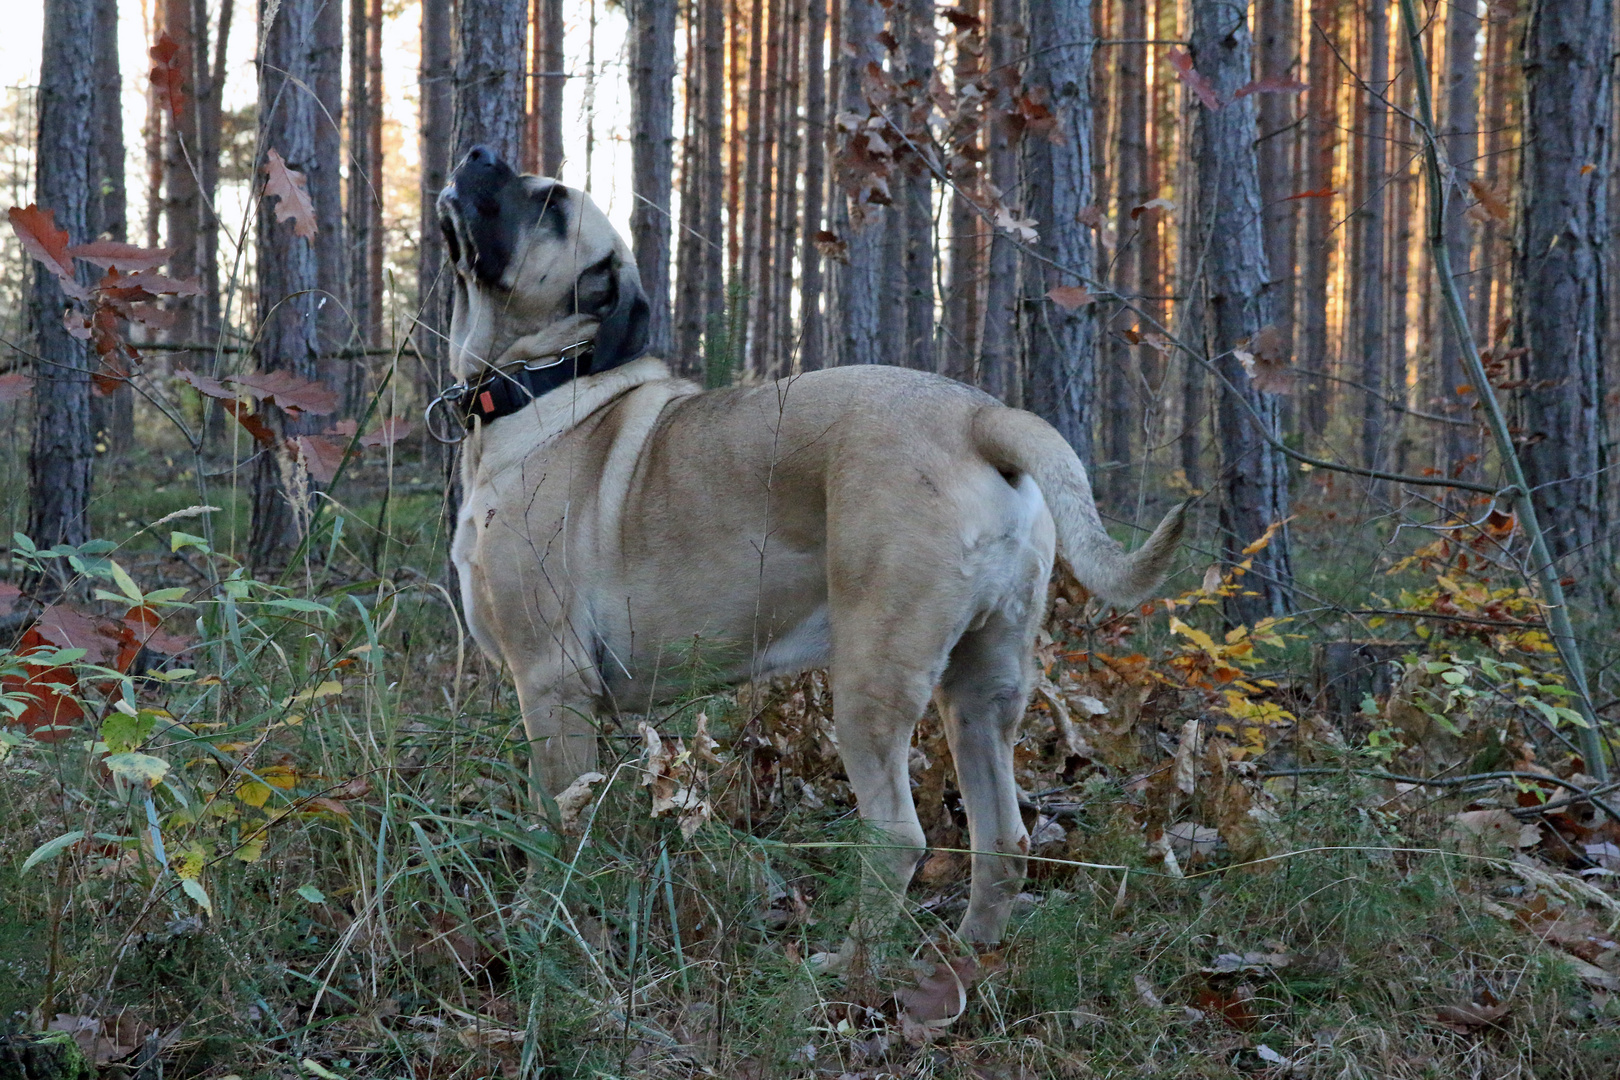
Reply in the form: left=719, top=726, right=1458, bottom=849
left=1133, top=973, right=1165, bottom=1008
left=1445, top=808, right=1540, bottom=851
left=263, top=148, right=318, bottom=239
left=897, top=955, right=984, bottom=1023
left=1167, top=48, right=1222, bottom=111
left=1234, top=73, right=1309, bottom=98
left=1047, top=284, right=1095, bottom=310
left=1433, top=1001, right=1510, bottom=1032
left=554, top=771, right=607, bottom=832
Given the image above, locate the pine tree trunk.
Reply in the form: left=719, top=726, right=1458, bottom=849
left=252, top=0, right=328, bottom=567
left=1256, top=0, right=1296, bottom=381
left=898, top=0, right=935, bottom=371
left=1020, top=0, right=1097, bottom=459
left=1299, top=0, right=1337, bottom=440
left=1358, top=0, right=1388, bottom=469
left=832, top=0, right=887, bottom=366
left=1514, top=0, right=1612, bottom=592
left=798, top=0, right=828, bottom=371
left=311, top=0, right=347, bottom=400
left=538, top=0, right=565, bottom=175
left=978, top=0, right=1020, bottom=400
left=90, top=0, right=132, bottom=455
left=417, top=0, right=453, bottom=465
left=701, top=0, right=727, bottom=336
left=1189, top=0, right=1293, bottom=622
left=773, top=0, right=804, bottom=376
left=367, top=0, right=383, bottom=344
left=1439, top=0, right=1478, bottom=468
left=754, top=0, right=784, bottom=375
left=1476, top=3, right=1510, bottom=336
left=942, top=0, right=982, bottom=384
left=163, top=0, right=201, bottom=373
left=198, top=0, right=232, bottom=351
left=454, top=0, right=527, bottom=162
left=1107, top=0, right=1149, bottom=491
left=348, top=0, right=373, bottom=359
left=144, top=0, right=165, bottom=252
left=630, top=0, right=677, bottom=358
left=1388, top=54, right=1413, bottom=470
left=674, top=0, right=706, bottom=372
left=28, top=0, right=98, bottom=585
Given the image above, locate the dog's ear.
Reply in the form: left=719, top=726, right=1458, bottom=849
left=574, top=251, right=650, bottom=371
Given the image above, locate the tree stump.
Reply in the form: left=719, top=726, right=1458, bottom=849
left=1313, top=641, right=1406, bottom=720
left=0, top=1032, right=94, bottom=1080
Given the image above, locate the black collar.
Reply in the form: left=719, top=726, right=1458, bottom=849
left=427, top=342, right=595, bottom=441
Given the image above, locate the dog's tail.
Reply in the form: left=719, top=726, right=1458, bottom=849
left=971, top=405, right=1188, bottom=607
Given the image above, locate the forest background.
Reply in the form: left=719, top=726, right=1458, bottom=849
left=3, top=0, right=1620, bottom=1077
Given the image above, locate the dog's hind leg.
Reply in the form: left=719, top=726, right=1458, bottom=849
left=936, top=613, right=1037, bottom=946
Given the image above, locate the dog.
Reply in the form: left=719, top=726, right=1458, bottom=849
left=436, top=146, right=1185, bottom=948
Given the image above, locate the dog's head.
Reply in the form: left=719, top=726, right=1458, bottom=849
left=437, top=146, right=650, bottom=381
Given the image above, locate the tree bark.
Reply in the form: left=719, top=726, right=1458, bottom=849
left=1439, top=0, right=1478, bottom=468
left=348, top=0, right=373, bottom=361
left=28, top=0, right=98, bottom=583
left=1299, top=0, right=1337, bottom=440
left=1256, top=0, right=1296, bottom=385
left=1106, top=0, right=1149, bottom=490
left=630, top=0, right=677, bottom=358
left=1514, top=0, right=1611, bottom=592
left=311, top=0, right=347, bottom=400
left=144, top=0, right=165, bottom=252
left=418, top=0, right=453, bottom=465
left=90, top=0, right=132, bottom=454
left=163, top=0, right=201, bottom=373
left=453, top=0, right=527, bottom=163
left=977, top=0, right=1020, bottom=399
left=1189, top=0, right=1294, bottom=622
left=831, top=0, right=887, bottom=366
left=798, top=0, right=828, bottom=371
left=898, top=0, right=935, bottom=371
left=1019, top=0, right=1097, bottom=459
left=538, top=0, right=566, bottom=175
left=1358, top=0, right=1388, bottom=470
left=773, top=0, right=804, bottom=376
left=740, top=0, right=766, bottom=366
left=942, top=0, right=983, bottom=384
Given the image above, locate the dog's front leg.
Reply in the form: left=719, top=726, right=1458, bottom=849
left=513, top=660, right=601, bottom=802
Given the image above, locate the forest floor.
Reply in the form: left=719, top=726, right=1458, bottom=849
left=2, top=443, right=1620, bottom=1079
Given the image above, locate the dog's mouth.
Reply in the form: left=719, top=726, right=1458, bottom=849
left=438, top=145, right=521, bottom=285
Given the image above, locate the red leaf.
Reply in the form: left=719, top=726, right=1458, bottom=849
left=1167, top=48, right=1222, bottom=111
left=66, top=241, right=172, bottom=272
left=34, top=605, right=125, bottom=667
left=360, top=417, right=413, bottom=448
left=942, top=8, right=982, bottom=30
left=0, top=373, right=31, bottom=403
left=1284, top=186, right=1336, bottom=201
left=8, top=205, right=87, bottom=297
left=1233, top=73, right=1309, bottom=98
left=99, top=268, right=202, bottom=298
left=223, top=400, right=277, bottom=447
left=2, top=628, right=83, bottom=741
left=149, top=32, right=188, bottom=122
left=229, top=370, right=339, bottom=416
left=294, top=434, right=347, bottom=483
left=176, top=367, right=235, bottom=400
left=1047, top=284, right=1095, bottom=310
left=122, top=608, right=195, bottom=657
left=263, top=148, right=318, bottom=239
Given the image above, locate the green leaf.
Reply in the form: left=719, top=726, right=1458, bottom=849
left=260, top=597, right=335, bottom=615
left=1440, top=669, right=1467, bottom=686
left=296, top=884, right=325, bottom=904
left=101, top=712, right=156, bottom=754
left=109, top=560, right=143, bottom=603
left=143, top=587, right=191, bottom=605
left=21, top=831, right=85, bottom=874
left=104, top=751, right=170, bottom=787
left=181, top=877, right=213, bottom=916
left=170, top=531, right=211, bottom=553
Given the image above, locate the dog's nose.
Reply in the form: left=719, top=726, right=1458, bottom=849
left=451, top=145, right=517, bottom=211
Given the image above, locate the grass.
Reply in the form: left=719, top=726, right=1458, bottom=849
left=2, top=423, right=1619, bottom=1078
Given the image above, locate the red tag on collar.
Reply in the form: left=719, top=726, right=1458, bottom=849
left=479, top=390, right=495, bottom=415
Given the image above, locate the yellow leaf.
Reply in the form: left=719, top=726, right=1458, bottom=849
left=261, top=764, right=299, bottom=789
left=236, top=781, right=272, bottom=808
left=278, top=680, right=343, bottom=708
left=234, top=832, right=266, bottom=863
left=1168, top=616, right=1219, bottom=657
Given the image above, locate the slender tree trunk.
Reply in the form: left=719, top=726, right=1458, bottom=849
left=311, top=0, right=346, bottom=399
left=524, top=0, right=540, bottom=171
left=1514, top=0, right=1611, bottom=593
left=674, top=0, right=706, bottom=371
left=943, top=0, right=983, bottom=384
left=832, top=0, right=887, bottom=366
left=1388, top=54, right=1413, bottom=466
left=417, top=0, right=453, bottom=463
left=1300, top=0, right=1337, bottom=440
left=898, top=0, right=935, bottom=371
left=252, top=0, right=326, bottom=566
left=701, top=0, right=726, bottom=338
left=798, top=0, right=828, bottom=371
left=198, top=0, right=231, bottom=351
left=1358, top=0, right=1388, bottom=469
left=538, top=0, right=565, bottom=174
left=1107, top=0, right=1149, bottom=490
left=1476, top=2, right=1509, bottom=337
left=454, top=0, right=527, bottom=162
left=1256, top=0, right=1296, bottom=391
left=773, top=0, right=804, bottom=375
left=728, top=0, right=744, bottom=275
left=144, top=0, right=165, bottom=251
left=978, top=0, right=1019, bottom=399
left=28, top=0, right=97, bottom=585
left=740, top=1, right=766, bottom=366
left=630, top=0, right=677, bottom=358
left=1439, top=0, right=1478, bottom=468
left=1020, top=0, right=1097, bottom=459
left=163, top=0, right=200, bottom=373
left=90, top=0, right=132, bottom=455
left=367, top=0, right=383, bottom=344
left=755, top=0, right=784, bottom=375
left=348, top=0, right=373, bottom=361
left=1189, top=0, right=1293, bottom=621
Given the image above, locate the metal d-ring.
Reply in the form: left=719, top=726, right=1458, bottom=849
left=424, top=383, right=469, bottom=445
